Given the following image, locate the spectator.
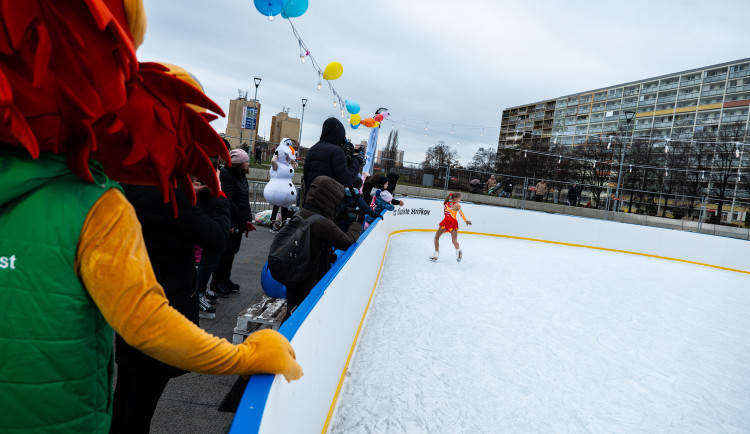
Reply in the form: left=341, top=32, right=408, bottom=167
left=535, top=179, right=548, bottom=202
left=568, top=183, right=582, bottom=207
left=385, top=173, right=405, bottom=207
left=302, top=118, right=363, bottom=199
left=254, top=146, right=262, bottom=164
left=500, top=177, right=514, bottom=197
left=365, top=177, right=396, bottom=226
left=285, top=176, right=363, bottom=318
left=335, top=177, right=381, bottom=232
left=214, top=149, right=253, bottom=294
left=486, top=175, right=497, bottom=194
left=112, top=184, right=231, bottom=432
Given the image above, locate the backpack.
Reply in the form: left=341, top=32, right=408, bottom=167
left=267, top=211, right=326, bottom=286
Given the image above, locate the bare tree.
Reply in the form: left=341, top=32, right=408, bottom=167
left=469, top=147, right=496, bottom=174
left=423, top=140, right=459, bottom=172
left=572, top=136, right=614, bottom=208
left=381, top=129, right=400, bottom=173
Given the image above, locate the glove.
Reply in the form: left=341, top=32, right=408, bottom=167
left=240, top=329, right=303, bottom=382
left=352, top=153, right=365, bottom=167
left=354, top=212, right=365, bottom=223
left=245, top=221, right=256, bottom=237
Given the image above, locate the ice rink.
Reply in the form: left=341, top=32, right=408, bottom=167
left=330, top=232, right=750, bottom=433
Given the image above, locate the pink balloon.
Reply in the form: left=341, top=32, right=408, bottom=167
left=380, top=111, right=389, bottom=120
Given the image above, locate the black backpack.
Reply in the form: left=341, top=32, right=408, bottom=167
left=268, top=211, right=325, bottom=286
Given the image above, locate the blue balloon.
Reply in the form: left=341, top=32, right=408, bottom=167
left=254, top=0, right=285, bottom=17
left=350, top=123, right=360, bottom=129
left=345, top=99, right=360, bottom=115
left=280, top=0, right=309, bottom=18
left=261, top=262, right=287, bottom=298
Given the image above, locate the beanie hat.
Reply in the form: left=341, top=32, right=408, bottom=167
left=351, top=176, right=363, bottom=189
left=230, top=149, right=249, bottom=164
left=376, top=176, right=388, bottom=190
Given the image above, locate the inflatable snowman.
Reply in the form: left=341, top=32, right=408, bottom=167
left=263, top=138, right=297, bottom=208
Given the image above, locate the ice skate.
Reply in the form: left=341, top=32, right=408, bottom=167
left=429, top=251, right=439, bottom=262
left=456, top=249, right=462, bottom=262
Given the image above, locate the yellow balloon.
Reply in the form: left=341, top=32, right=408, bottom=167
left=350, top=113, right=361, bottom=125
left=323, top=62, right=343, bottom=80
left=374, top=121, right=380, bottom=128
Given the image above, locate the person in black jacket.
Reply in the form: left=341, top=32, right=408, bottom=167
left=302, top=118, right=363, bottom=201
left=285, top=176, right=363, bottom=319
left=112, top=184, right=231, bottom=433
left=568, top=183, right=582, bottom=206
left=213, top=149, right=253, bottom=294
left=335, top=176, right=381, bottom=232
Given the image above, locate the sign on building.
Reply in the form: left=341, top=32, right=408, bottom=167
left=242, top=106, right=258, bottom=130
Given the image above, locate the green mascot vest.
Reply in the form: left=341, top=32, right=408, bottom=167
left=0, top=150, right=121, bottom=433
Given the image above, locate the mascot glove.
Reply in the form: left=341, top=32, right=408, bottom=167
left=241, top=329, right=303, bottom=382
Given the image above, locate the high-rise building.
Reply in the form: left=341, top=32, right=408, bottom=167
left=498, top=58, right=750, bottom=151
left=269, top=110, right=300, bottom=147
left=224, top=92, right=261, bottom=151
left=376, top=149, right=404, bottom=168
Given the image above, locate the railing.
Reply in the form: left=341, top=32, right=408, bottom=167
left=678, top=93, right=699, bottom=101
left=726, top=84, right=750, bottom=94
left=680, top=78, right=701, bottom=86
left=659, top=83, right=679, bottom=90
left=729, top=70, right=750, bottom=79
left=701, top=88, right=726, bottom=97
left=657, top=95, right=677, bottom=103
left=703, top=74, right=727, bottom=84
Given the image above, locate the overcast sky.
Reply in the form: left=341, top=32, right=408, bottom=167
left=137, top=0, right=750, bottom=165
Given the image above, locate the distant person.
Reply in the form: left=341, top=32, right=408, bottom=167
left=303, top=118, right=364, bottom=201
left=254, top=146, right=262, bottom=164
left=429, top=192, right=472, bottom=263
left=568, top=183, right=582, bottom=206
left=284, top=176, right=363, bottom=318
left=486, top=175, right=497, bottom=194
left=534, top=179, right=548, bottom=202
left=500, top=177, right=513, bottom=197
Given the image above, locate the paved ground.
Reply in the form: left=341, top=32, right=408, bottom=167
left=149, top=228, right=275, bottom=434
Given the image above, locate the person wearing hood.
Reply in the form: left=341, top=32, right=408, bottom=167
left=303, top=118, right=364, bottom=199
left=335, top=177, right=381, bottom=232
left=285, top=176, right=363, bottom=318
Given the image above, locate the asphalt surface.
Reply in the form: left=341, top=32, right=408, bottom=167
left=148, top=227, right=275, bottom=434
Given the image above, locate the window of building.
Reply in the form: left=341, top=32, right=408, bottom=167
left=699, top=96, right=723, bottom=105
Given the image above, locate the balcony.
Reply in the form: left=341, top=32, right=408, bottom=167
left=721, top=115, right=748, bottom=123
left=680, top=78, right=701, bottom=86
left=701, top=88, right=726, bottom=97
left=635, top=123, right=653, bottom=130
left=556, top=102, right=568, bottom=108
left=564, top=118, right=577, bottom=126
left=674, top=119, right=695, bottom=127
left=729, top=70, right=750, bottom=79
left=591, top=105, right=606, bottom=113
left=703, top=74, right=727, bottom=84
left=726, top=84, right=750, bottom=94
left=657, top=95, right=677, bottom=103
left=641, top=86, right=658, bottom=94
left=678, top=93, right=699, bottom=101
left=640, top=98, right=657, bottom=105
left=623, top=89, right=640, bottom=96
left=659, top=83, right=679, bottom=90
left=593, top=94, right=607, bottom=102
left=696, top=117, right=720, bottom=125
left=653, top=121, right=673, bottom=128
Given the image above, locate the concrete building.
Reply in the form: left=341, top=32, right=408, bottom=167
left=269, top=110, right=300, bottom=147
left=498, top=58, right=750, bottom=149
left=224, top=92, right=261, bottom=151
left=376, top=149, right=404, bottom=168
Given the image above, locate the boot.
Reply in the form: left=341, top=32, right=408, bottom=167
left=429, top=251, right=439, bottom=262
left=456, top=249, right=462, bottom=263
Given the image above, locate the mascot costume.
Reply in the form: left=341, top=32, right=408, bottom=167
left=263, top=137, right=298, bottom=209
left=0, top=1, right=302, bottom=432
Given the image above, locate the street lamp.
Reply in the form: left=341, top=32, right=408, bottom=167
left=299, top=98, right=307, bottom=146
left=614, top=110, right=636, bottom=212
left=253, top=77, right=262, bottom=101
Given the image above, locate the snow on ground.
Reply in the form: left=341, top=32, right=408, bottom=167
left=329, top=232, right=750, bottom=433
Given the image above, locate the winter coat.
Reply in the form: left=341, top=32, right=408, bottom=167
left=117, top=185, right=231, bottom=377
left=365, top=190, right=396, bottom=224
left=220, top=165, right=250, bottom=229
left=335, top=186, right=380, bottom=231
left=486, top=177, right=497, bottom=191
left=286, top=176, right=362, bottom=311
left=303, top=118, right=362, bottom=194
left=535, top=181, right=548, bottom=196
left=568, top=185, right=582, bottom=197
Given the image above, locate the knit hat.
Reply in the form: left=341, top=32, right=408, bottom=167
left=230, top=149, right=249, bottom=164
left=351, top=176, right=363, bottom=189
left=376, top=176, right=388, bottom=190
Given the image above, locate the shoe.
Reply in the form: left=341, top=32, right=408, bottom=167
left=198, top=294, right=216, bottom=319
left=429, top=251, right=439, bottom=262
left=456, top=250, right=462, bottom=263
left=270, top=221, right=281, bottom=234
left=210, top=280, right=232, bottom=297
left=226, top=279, right=240, bottom=292
left=204, top=287, right=219, bottom=301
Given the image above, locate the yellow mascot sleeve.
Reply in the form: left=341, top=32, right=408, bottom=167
left=76, top=188, right=303, bottom=381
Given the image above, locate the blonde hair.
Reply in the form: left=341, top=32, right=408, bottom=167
left=444, top=192, right=461, bottom=203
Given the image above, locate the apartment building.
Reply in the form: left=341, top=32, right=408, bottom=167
left=498, top=58, right=750, bottom=149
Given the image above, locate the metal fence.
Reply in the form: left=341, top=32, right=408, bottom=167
left=248, top=181, right=302, bottom=216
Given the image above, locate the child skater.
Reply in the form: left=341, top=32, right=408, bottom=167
left=430, top=192, right=472, bottom=262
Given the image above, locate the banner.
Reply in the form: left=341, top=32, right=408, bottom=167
left=242, top=106, right=258, bottom=130
left=362, top=126, right=379, bottom=174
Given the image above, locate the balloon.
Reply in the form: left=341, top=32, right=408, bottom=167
left=374, top=121, right=380, bottom=128
left=374, top=114, right=383, bottom=122
left=362, top=117, right=375, bottom=127
left=323, top=62, right=343, bottom=80
left=350, top=113, right=361, bottom=125
left=350, top=123, right=360, bottom=129
left=380, top=111, right=389, bottom=120
left=261, top=262, right=286, bottom=298
left=345, top=99, right=360, bottom=114
left=254, top=0, right=284, bottom=17
left=280, top=0, right=308, bottom=18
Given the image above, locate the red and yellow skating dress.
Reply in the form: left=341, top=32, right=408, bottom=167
left=439, top=201, right=468, bottom=232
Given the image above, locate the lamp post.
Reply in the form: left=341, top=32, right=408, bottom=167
left=614, top=110, right=636, bottom=212
left=299, top=98, right=307, bottom=146
left=253, top=77, right=261, bottom=101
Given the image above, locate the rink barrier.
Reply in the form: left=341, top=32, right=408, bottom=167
left=230, top=198, right=750, bottom=434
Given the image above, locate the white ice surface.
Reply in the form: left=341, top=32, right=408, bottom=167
left=329, top=232, right=750, bottom=433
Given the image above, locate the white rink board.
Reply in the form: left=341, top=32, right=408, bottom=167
left=248, top=199, right=750, bottom=434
